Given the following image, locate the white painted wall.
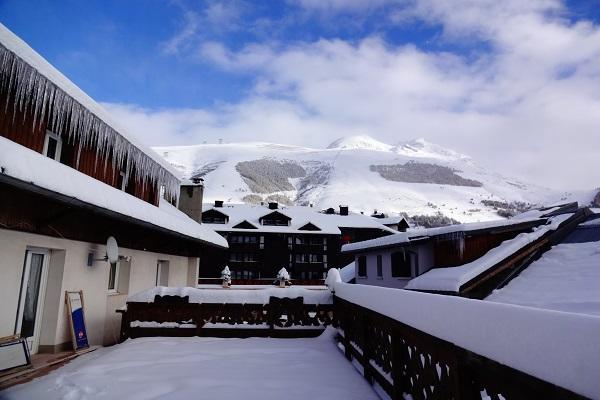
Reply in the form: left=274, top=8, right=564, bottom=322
left=0, top=228, right=200, bottom=350
left=354, top=242, right=435, bottom=289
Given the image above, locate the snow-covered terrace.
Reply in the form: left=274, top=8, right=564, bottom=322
left=3, top=330, right=378, bottom=400
left=4, top=280, right=600, bottom=399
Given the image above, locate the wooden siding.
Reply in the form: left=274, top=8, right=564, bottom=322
left=0, top=182, right=217, bottom=257
left=433, top=230, right=529, bottom=267
left=0, top=89, right=160, bottom=206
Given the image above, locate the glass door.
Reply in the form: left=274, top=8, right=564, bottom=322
left=16, top=249, right=49, bottom=354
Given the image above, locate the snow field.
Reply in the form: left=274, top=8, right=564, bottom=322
left=3, top=329, right=379, bottom=400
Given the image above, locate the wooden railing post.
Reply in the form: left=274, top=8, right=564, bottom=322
left=362, top=310, right=373, bottom=384
left=390, top=327, right=404, bottom=400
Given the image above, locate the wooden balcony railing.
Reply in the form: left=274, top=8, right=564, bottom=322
left=334, top=296, right=587, bottom=400
left=119, top=295, right=333, bottom=340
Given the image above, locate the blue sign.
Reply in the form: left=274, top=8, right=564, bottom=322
left=66, top=292, right=89, bottom=350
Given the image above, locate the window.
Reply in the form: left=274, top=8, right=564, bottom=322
left=391, top=251, right=413, bottom=278
left=377, top=255, right=383, bottom=278
left=108, top=262, right=119, bottom=292
left=156, top=261, right=169, bottom=286
left=295, top=254, right=308, bottom=263
left=310, top=237, right=322, bottom=245
left=309, top=254, right=323, bottom=263
left=43, top=131, right=62, bottom=161
left=230, top=235, right=256, bottom=244
left=357, top=256, right=367, bottom=277
left=229, top=253, right=256, bottom=262
left=117, top=171, right=127, bottom=191
left=201, top=210, right=229, bottom=224
left=261, top=218, right=289, bottom=226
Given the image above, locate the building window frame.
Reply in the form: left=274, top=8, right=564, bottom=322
left=108, top=262, right=119, bottom=292
left=42, top=130, right=62, bottom=161
left=357, top=255, right=367, bottom=278
left=376, top=254, right=383, bottom=278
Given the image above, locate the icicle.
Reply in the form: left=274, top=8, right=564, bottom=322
left=0, top=42, right=180, bottom=202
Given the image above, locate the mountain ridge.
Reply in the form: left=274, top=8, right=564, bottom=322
left=155, top=136, right=580, bottom=223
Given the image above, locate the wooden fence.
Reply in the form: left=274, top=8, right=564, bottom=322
left=334, top=296, right=588, bottom=400
left=119, top=295, right=333, bottom=340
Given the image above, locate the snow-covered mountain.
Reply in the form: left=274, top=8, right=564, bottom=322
left=154, top=136, right=579, bottom=223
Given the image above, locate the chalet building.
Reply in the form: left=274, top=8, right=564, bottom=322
left=197, top=201, right=395, bottom=281
left=370, top=213, right=410, bottom=232
left=0, top=24, right=227, bottom=353
left=341, top=203, right=584, bottom=291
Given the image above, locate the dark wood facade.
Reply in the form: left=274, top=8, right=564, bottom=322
left=0, top=90, right=161, bottom=206
left=0, top=178, right=225, bottom=257
left=201, top=226, right=390, bottom=280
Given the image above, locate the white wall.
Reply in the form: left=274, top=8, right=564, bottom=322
left=354, top=242, right=435, bottom=289
left=0, top=228, right=197, bottom=350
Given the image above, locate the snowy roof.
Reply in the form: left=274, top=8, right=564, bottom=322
left=486, top=240, right=600, bottom=316
left=0, top=137, right=228, bottom=248
left=404, top=214, right=572, bottom=292
left=339, top=261, right=356, bottom=283
left=370, top=215, right=409, bottom=225
left=201, top=203, right=396, bottom=235
left=341, top=217, right=543, bottom=253
left=0, top=23, right=181, bottom=198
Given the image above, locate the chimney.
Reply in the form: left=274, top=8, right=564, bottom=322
left=339, top=205, right=349, bottom=216
left=214, top=200, right=224, bottom=208
left=325, top=207, right=335, bottom=215
left=268, top=202, right=278, bottom=210
left=178, top=178, right=204, bottom=223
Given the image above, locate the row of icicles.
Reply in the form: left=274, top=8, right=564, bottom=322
left=0, top=43, right=180, bottom=200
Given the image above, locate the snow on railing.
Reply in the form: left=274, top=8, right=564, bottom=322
left=333, top=282, right=600, bottom=399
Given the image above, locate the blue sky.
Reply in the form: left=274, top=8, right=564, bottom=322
left=1, top=0, right=600, bottom=190
left=0, top=0, right=462, bottom=108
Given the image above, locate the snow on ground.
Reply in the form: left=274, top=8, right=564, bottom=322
left=486, top=241, right=600, bottom=316
left=127, top=286, right=332, bottom=305
left=3, top=329, right=378, bottom=400
left=333, top=282, right=600, bottom=398
left=404, top=214, right=571, bottom=292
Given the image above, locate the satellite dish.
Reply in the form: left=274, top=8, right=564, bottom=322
left=106, top=236, right=119, bottom=264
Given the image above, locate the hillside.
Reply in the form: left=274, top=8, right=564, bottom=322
left=154, top=136, right=580, bottom=223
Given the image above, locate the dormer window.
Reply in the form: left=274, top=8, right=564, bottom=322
left=43, top=131, right=62, bottom=161
left=259, top=211, right=291, bottom=226
left=202, top=209, right=230, bottom=224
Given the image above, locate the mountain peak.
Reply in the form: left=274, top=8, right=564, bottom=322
left=326, top=135, right=392, bottom=151
left=394, top=138, right=470, bottom=161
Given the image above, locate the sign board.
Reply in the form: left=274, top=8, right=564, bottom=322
left=65, top=291, right=89, bottom=351
left=0, top=336, right=31, bottom=374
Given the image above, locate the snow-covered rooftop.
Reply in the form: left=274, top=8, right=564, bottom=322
left=404, top=214, right=572, bottom=292
left=341, top=216, right=543, bottom=253
left=0, top=23, right=181, bottom=197
left=486, top=241, right=600, bottom=316
left=0, top=137, right=227, bottom=248
left=201, top=203, right=396, bottom=235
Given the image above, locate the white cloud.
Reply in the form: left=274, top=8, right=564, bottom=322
left=119, top=0, right=600, bottom=190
